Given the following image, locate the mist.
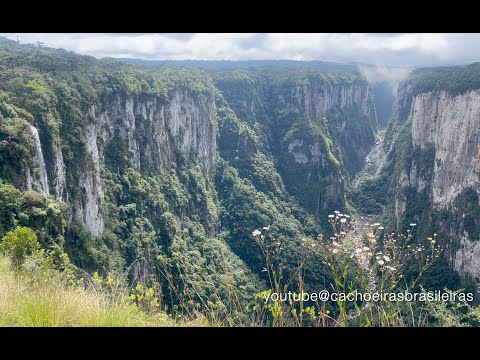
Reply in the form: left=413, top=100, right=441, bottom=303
left=358, top=64, right=412, bottom=85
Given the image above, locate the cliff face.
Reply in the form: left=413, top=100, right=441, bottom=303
left=73, top=90, right=217, bottom=235
left=412, top=90, right=480, bottom=279
left=277, top=81, right=375, bottom=122
left=215, top=73, right=377, bottom=217
left=280, top=80, right=377, bottom=214
left=411, top=90, right=480, bottom=207
left=20, top=89, right=217, bottom=237
left=391, top=84, right=480, bottom=280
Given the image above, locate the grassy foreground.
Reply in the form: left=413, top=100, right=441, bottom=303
left=0, top=256, right=202, bottom=327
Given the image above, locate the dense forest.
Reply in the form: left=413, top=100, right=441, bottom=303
left=0, top=37, right=479, bottom=327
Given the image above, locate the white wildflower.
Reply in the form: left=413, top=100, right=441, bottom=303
left=374, top=223, right=381, bottom=226
left=383, top=255, right=391, bottom=262
left=362, top=247, right=370, bottom=251
left=332, top=249, right=339, bottom=254
left=252, top=230, right=261, bottom=237
left=340, top=218, right=347, bottom=223
left=410, top=223, right=417, bottom=227
left=334, top=211, right=340, bottom=214
left=355, top=248, right=363, bottom=254
left=328, top=214, right=335, bottom=218
left=378, top=226, right=385, bottom=230
left=378, top=260, right=385, bottom=266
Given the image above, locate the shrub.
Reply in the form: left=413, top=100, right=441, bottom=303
left=0, top=226, right=40, bottom=268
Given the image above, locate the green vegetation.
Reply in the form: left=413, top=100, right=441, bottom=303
left=348, top=172, right=390, bottom=214
left=408, top=62, right=480, bottom=96
left=0, top=227, right=39, bottom=268
left=280, top=116, right=343, bottom=216
left=0, top=117, right=35, bottom=188
left=449, top=188, right=480, bottom=242
left=1, top=37, right=479, bottom=326
left=0, top=181, right=67, bottom=252
left=326, top=107, right=376, bottom=177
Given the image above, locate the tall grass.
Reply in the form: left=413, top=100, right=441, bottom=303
left=0, top=256, right=204, bottom=327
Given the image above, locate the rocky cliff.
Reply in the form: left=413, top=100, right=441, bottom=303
left=72, top=90, right=217, bottom=236
left=214, top=71, right=377, bottom=218
left=275, top=79, right=377, bottom=215
left=387, top=66, right=480, bottom=280
left=411, top=90, right=480, bottom=207
left=17, top=90, right=217, bottom=237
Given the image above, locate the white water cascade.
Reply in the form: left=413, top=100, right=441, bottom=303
left=29, top=125, right=49, bottom=195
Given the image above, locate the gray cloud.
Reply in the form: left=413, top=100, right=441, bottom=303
left=1, top=33, right=480, bottom=67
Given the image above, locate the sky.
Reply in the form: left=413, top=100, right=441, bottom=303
left=1, top=33, right=480, bottom=68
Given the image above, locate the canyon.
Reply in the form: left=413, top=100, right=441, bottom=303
left=1, top=37, right=479, bottom=311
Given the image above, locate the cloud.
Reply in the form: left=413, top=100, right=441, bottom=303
left=358, top=64, right=412, bottom=85
left=160, top=33, right=195, bottom=41
left=1, top=33, right=480, bottom=67
left=237, top=33, right=270, bottom=50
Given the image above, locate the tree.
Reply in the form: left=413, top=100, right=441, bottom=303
left=0, top=226, right=40, bottom=268
left=0, top=182, right=21, bottom=237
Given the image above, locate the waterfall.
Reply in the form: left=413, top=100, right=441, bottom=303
left=29, top=125, right=50, bottom=195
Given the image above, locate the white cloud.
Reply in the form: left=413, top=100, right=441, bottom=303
left=1, top=33, right=480, bottom=67
left=358, top=64, right=412, bottom=85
